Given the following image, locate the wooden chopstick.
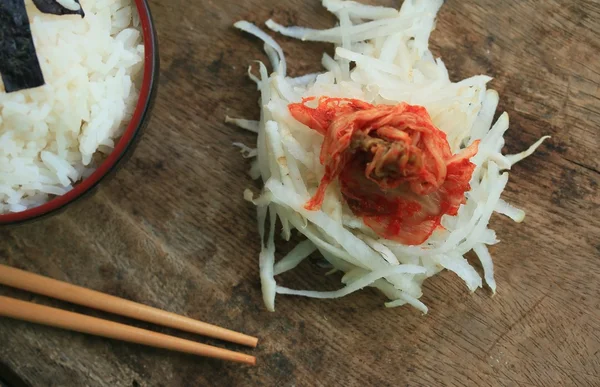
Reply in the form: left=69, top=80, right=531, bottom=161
left=0, top=264, right=258, bottom=347
left=0, top=296, right=256, bottom=365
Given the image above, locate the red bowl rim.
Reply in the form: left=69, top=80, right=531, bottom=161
left=0, top=0, right=158, bottom=225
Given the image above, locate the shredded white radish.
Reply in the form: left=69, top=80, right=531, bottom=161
left=506, top=136, right=551, bottom=166
left=495, top=198, right=525, bottom=223
left=232, top=142, right=257, bottom=158
left=323, top=0, right=399, bottom=20
left=473, top=243, right=497, bottom=293
left=276, top=264, right=426, bottom=299
left=234, top=21, right=287, bottom=76
left=225, top=116, right=260, bottom=133
left=273, top=240, right=317, bottom=275
left=233, top=0, right=547, bottom=312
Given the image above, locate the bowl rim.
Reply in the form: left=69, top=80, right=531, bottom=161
left=0, top=0, right=158, bottom=225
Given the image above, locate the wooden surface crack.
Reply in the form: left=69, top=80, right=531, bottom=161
left=562, top=156, right=600, bottom=175
left=485, top=293, right=550, bottom=357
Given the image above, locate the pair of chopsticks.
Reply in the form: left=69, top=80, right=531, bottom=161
left=0, top=264, right=257, bottom=365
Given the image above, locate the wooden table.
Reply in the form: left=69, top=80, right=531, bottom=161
left=1, top=1, right=599, bottom=386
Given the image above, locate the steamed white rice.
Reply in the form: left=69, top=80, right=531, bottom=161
left=0, top=0, right=144, bottom=214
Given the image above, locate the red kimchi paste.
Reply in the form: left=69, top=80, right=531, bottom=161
left=289, top=97, right=480, bottom=245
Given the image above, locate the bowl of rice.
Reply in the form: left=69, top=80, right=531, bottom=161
left=0, top=0, right=158, bottom=224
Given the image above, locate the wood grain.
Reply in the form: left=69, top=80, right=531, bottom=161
left=1, top=0, right=599, bottom=386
